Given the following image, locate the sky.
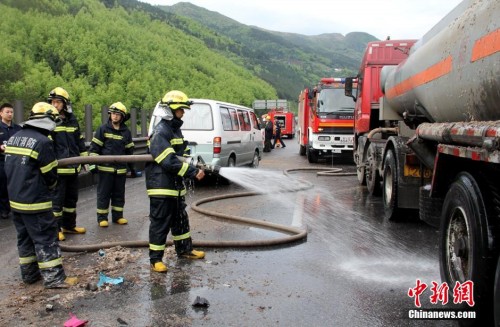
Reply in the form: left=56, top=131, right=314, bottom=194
left=141, top=0, right=464, bottom=40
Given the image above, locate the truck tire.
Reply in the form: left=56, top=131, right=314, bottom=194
left=440, top=172, right=497, bottom=326
left=306, top=145, right=318, bottom=163
left=355, top=144, right=366, bottom=186
left=299, top=145, right=306, bottom=156
left=366, top=143, right=381, bottom=195
left=418, top=185, right=443, bottom=228
left=383, top=149, right=404, bottom=221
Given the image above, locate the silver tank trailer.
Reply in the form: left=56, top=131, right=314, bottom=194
left=381, top=0, right=500, bottom=123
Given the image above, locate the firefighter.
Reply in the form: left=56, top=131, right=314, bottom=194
left=272, top=118, right=286, bottom=148
left=145, top=90, right=205, bottom=273
left=47, top=87, right=87, bottom=241
left=4, top=102, right=77, bottom=288
left=89, top=102, right=135, bottom=227
left=263, top=115, right=273, bottom=152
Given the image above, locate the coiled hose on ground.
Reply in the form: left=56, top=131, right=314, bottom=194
left=56, top=155, right=355, bottom=252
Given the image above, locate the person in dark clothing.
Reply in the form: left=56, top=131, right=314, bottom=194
left=0, top=103, right=21, bottom=219
left=263, top=115, right=273, bottom=152
left=89, top=102, right=135, bottom=227
left=146, top=90, right=206, bottom=273
left=272, top=118, right=286, bottom=148
left=47, top=87, right=87, bottom=241
left=4, top=102, right=77, bottom=288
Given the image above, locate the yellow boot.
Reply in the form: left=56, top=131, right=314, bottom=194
left=62, top=226, right=86, bottom=234
left=99, top=221, right=109, bottom=227
left=114, top=218, right=128, bottom=225
left=179, top=249, right=205, bottom=259
left=151, top=262, right=168, bottom=273
left=58, top=231, right=65, bottom=241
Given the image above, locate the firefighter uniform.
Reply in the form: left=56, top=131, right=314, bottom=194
left=146, top=90, right=205, bottom=272
left=4, top=102, right=67, bottom=288
left=89, top=102, right=134, bottom=225
left=48, top=88, right=87, bottom=240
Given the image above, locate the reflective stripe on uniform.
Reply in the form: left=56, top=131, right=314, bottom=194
left=170, top=138, right=184, bottom=145
left=125, top=142, right=134, bottom=149
left=5, top=146, right=39, bottom=160
left=38, top=257, right=62, bottom=269
left=97, top=208, right=109, bottom=214
left=54, top=126, right=77, bottom=133
left=80, top=152, right=88, bottom=156
left=147, top=189, right=186, bottom=197
left=111, top=206, right=123, bottom=212
left=178, top=162, right=188, bottom=177
left=53, top=211, right=63, bottom=217
left=97, top=165, right=116, bottom=173
left=116, top=168, right=127, bottom=174
left=172, top=232, right=191, bottom=241
left=19, top=256, right=37, bottom=265
left=57, top=166, right=81, bottom=174
left=154, top=147, right=175, bottom=164
left=40, top=160, right=58, bottom=173
left=149, top=243, right=166, bottom=251
left=104, top=133, right=123, bottom=140
left=63, top=207, right=76, bottom=213
left=10, top=200, right=52, bottom=211
left=91, top=137, right=104, bottom=146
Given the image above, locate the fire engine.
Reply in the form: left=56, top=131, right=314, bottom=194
left=262, top=109, right=295, bottom=139
left=297, top=78, right=356, bottom=163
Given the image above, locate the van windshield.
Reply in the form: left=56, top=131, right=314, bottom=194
left=182, top=103, right=214, bottom=130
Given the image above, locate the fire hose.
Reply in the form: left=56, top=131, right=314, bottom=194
left=56, top=155, right=353, bottom=252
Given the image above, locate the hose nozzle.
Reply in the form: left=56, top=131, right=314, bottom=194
left=177, top=155, right=221, bottom=175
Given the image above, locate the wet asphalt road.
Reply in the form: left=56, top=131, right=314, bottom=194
left=0, top=141, right=461, bottom=326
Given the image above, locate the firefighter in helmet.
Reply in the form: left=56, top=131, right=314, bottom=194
left=89, top=101, right=135, bottom=227
left=263, top=114, right=273, bottom=152
left=4, top=102, right=77, bottom=288
left=47, top=87, right=87, bottom=241
left=145, top=90, right=205, bottom=273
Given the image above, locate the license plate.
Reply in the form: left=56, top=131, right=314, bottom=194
left=332, top=149, right=342, bottom=153
left=339, top=136, right=353, bottom=144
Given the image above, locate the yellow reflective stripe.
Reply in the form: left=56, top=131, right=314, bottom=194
left=172, top=232, right=191, bottom=241
left=111, top=206, right=123, bottom=212
left=116, top=169, right=127, bottom=174
left=97, top=208, right=109, bottom=214
left=98, top=165, right=116, bottom=172
left=57, top=165, right=81, bottom=174
left=149, top=243, right=166, bottom=251
left=19, top=256, right=37, bottom=264
left=53, top=211, right=63, bottom=217
left=5, top=146, right=39, bottom=160
left=54, top=126, right=77, bottom=133
left=155, top=148, right=175, bottom=164
left=147, top=189, right=186, bottom=197
left=38, top=257, right=62, bottom=269
left=40, top=160, right=58, bottom=173
left=10, top=201, right=52, bottom=211
left=125, top=142, right=134, bottom=149
left=80, top=152, right=88, bottom=156
left=63, top=207, right=76, bottom=213
left=170, top=138, right=183, bottom=145
left=89, top=153, right=99, bottom=156
left=104, top=133, right=123, bottom=140
left=91, top=137, right=103, bottom=146
left=178, top=162, right=188, bottom=177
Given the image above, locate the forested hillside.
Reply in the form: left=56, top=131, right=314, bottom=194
left=161, top=2, right=377, bottom=101
left=0, top=0, right=277, bottom=124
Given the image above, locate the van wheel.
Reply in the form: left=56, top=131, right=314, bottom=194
left=249, top=151, right=259, bottom=168
left=228, top=157, right=236, bottom=167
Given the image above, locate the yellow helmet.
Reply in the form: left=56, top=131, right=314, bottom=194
left=266, top=115, right=271, bottom=120
left=29, top=102, right=59, bottom=121
left=47, top=87, right=70, bottom=105
left=108, top=102, right=127, bottom=116
left=161, top=90, right=193, bottom=110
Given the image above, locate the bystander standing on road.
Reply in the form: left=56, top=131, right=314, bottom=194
left=0, top=103, right=21, bottom=219
left=4, top=102, right=77, bottom=288
left=145, top=90, right=206, bottom=273
left=89, top=102, right=135, bottom=228
left=47, top=87, right=88, bottom=241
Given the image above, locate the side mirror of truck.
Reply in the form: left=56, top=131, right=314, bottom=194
left=345, top=77, right=357, bottom=102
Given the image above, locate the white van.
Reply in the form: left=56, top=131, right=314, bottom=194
left=149, top=99, right=263, bottom=168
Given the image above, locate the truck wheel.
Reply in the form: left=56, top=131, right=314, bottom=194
left=355, top=144, right=366, bottom=186
left=299, top=145, right=306, bottom=156
left=365, top=143, right=381, bottom=195
left=418, top=185, right=443, bottom=228
left=383, top=149, right=403, bottom=220
left=440, top=173, right=496, bottom=325
left=306, top=145, right=318, bottom=163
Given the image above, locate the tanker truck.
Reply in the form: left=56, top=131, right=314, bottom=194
left=345, top=0, right=499, bottom=323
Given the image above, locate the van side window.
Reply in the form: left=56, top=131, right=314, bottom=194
left=237, top=110, right=251, bottom=131
left=220, top=107, right=239, bottom=131
left=182, top=103, right=213, bottom=130
left=250, top=112, right=260, bottom=130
